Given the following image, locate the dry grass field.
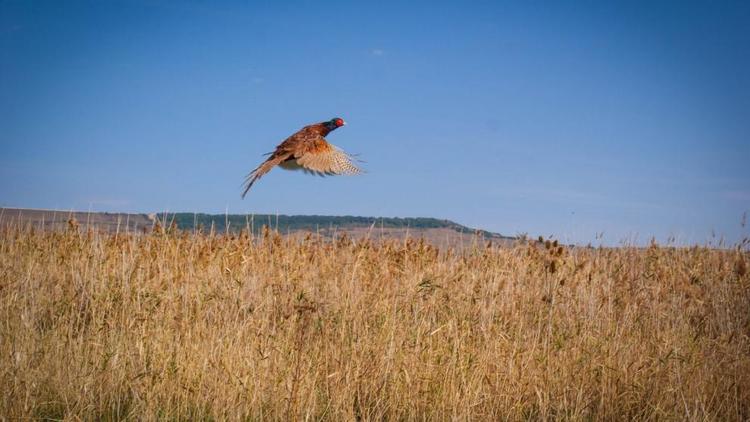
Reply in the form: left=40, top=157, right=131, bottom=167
left=1, top=223, right=749, bottom=420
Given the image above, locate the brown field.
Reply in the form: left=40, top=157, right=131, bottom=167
left=1, top=224, right=749, bottom=420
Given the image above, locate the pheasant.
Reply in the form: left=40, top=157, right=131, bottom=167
left=241, top=117, right=362, bottom=197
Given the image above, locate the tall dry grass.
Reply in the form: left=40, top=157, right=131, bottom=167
left=1, top=224, right=749, bottom=420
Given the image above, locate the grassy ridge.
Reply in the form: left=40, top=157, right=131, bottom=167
left=1, top=226, right=749, bottom=419
left=167, top=213, right=508, bottom=238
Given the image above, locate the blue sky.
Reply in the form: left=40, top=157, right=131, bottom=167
left=1, top=0, right=748, bottom=245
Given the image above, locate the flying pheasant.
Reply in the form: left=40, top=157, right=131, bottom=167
left=241, top=117, right=362, bottom=197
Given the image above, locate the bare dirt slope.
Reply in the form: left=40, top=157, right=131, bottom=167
left=0, top=207, right=154, bottom=233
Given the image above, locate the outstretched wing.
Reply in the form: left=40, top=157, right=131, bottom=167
left=295, top=145, right=363, bottom=176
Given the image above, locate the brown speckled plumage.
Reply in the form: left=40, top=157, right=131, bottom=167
left=241, top=118, right=362, bottom=197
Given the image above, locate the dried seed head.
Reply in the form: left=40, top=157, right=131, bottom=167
left=735, top=255, right=747, bottom=277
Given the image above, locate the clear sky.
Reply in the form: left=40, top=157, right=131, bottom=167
left=1, top=0, right=748, bottom=245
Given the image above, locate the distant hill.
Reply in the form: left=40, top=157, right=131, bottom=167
left=169, top=213, right=508, bottom=238
left=0, top=208, right=515, bottom=246
left=0, top=207, right=153, bottom=233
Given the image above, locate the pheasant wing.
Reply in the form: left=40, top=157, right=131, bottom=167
left=296, top=145, right=363, bottom=176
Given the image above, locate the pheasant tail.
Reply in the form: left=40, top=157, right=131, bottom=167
left=241, top=154, right=288, bottom=198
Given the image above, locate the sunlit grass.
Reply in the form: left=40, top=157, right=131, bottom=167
left=1, top=224, right=748, bottom=420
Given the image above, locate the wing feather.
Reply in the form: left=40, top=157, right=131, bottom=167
left=296, top=146, right=363, bottom=175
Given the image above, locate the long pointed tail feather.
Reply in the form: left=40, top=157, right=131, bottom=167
left=241, top=154, right=289, bottom=198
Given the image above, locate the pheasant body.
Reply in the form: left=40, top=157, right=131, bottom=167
left=241, top=118, right=361, bottom=197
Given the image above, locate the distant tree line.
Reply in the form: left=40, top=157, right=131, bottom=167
left=162, top=213, right=505, bottom=237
